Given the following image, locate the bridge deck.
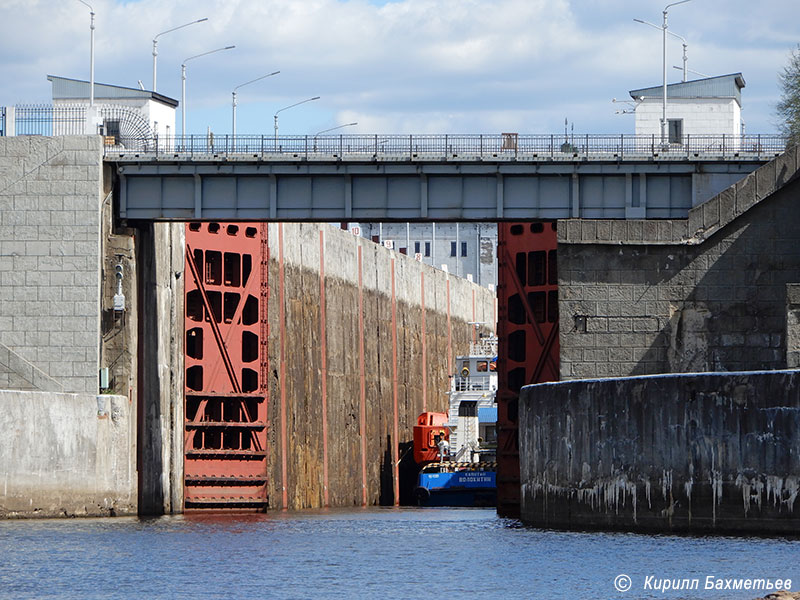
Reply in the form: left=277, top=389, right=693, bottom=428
left=109, top=134, right=786, bottom=222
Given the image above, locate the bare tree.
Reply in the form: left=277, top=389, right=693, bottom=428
left=777, top=44, right=800, bottom=145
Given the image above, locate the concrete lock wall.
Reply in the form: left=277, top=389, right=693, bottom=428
left=519, top=370, right=800, bottom=534
left=267, top=223, right=495, bottom=509
left=0, top=135, right=104, bottom=394
left=0, top=390, right=136, bottom=518
left=557, top=145, right=800, bottom=380
left=135, top=222, right=185, bottom=515
left=0, top=135, right=495, bottom=513
left=136, top=221, right=495, bottom=513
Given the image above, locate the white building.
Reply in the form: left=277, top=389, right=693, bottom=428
left=48, top=75, right=178, bottom=143
left=629, top=73, right=745, bottom=142
left=344, top=222, right=497, bottom=289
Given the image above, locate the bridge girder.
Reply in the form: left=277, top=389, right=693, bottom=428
left=114, top=159, right=763, bottom=222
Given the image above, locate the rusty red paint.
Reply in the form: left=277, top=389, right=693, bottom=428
left=358, top=245, right=368, bottom=506
left=421, top=272, right=427, bottom=413
left=391, top=258, right=399, bottom=506
left=447, top=278, right=452, bottom=376
left=319, top=230, right=330, bottom=507
left=472, top=288, right=477, bottom=343
left=279, top=223, right=288, bottom=510
left=495, top=221, right=560, bottom=517
left=184, top=222, right=269, bottom=510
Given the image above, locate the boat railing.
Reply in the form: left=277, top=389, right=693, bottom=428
left=453, top=375, right=494, bottom=392
left=469, top=338, right=498, bottom=357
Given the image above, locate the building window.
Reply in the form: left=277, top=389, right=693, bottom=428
left=424, top=242, right=431, bottom=257
left=461, top=242, right=467, bottom=257
left=450, top=241, right=457, bottom=257
left=668, top=119, right=683, bottom=144
left=105, top=119, right=121, bottom=145
left=414, top=241, right=421, bottom=254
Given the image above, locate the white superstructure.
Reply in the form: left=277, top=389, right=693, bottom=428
left=446, top=335, right=498, bottom=462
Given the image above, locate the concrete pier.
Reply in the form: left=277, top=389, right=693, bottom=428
left=519, top=370, right=800, bottom=534
left=0, top=390, right=136, bottom=518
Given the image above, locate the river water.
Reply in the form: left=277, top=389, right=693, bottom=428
left=0, top=507, right=798, bottom=599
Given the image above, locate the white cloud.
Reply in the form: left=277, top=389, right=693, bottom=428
left=0, top=0, right=796, bottom=133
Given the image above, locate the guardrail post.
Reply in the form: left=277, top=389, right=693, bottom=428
left=479, top=134, right=483, bottom=159
left=445, top=134, right=448, bottom=158
left=409, top=134, right=413, bottom=159
left=757, top=134, right=761, bottom=158
left=722, top=134, right=726, bottom=157
left=651, top=134, right=655, bottom=155
left=374, top=134, right=378, bottom=156
left=550, top=134, right=554, bottom=158
left=585, top=134, right=588, bottom=159
left=620, top=133, right=624, bottom=159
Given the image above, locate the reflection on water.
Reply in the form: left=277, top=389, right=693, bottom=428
left=0, top=507, right=798, bottom=599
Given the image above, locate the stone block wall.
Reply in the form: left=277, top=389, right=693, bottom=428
left=0, top=135, right=103, bottom=393
left=557, top=145, right=800, bottom=379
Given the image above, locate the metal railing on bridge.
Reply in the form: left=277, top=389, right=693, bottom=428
left=0, top=106, right=788, bottom=161
left=105, top=132, right=789, bottom=161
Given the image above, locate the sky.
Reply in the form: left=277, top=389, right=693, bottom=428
left=0, top=0, right=797, bottom=136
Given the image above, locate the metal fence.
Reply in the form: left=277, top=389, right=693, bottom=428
left=108, top=133, right=789, bottom=161
left=0, top=110, right=788, bottom=160
left=13, top=104, right=87, bottom=136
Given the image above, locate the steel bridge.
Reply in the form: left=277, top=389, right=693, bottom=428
left=108, top=133, right=786, bottom=222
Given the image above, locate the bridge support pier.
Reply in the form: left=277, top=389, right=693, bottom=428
left=136, top=222, right=185, bottom=515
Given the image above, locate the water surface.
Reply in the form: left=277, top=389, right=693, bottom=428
left=0, top=508, right=797, bottom=599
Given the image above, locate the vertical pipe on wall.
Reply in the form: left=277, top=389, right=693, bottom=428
left=446, top=277, right=452, bottom=376
left=476, top=225, right=481, bottom=286
left=391, top=257, right=399, bottom=505
left=472, top=289, right=477, bottom=344
left=278, top=223, right=288, bottom=510
left=456, top=222, right=460, bottom=277
left=319, top=229, right=330, bottom=507
left=421, top=272, right=427, bottom=413
left=358, top=244, right=368, bottom=506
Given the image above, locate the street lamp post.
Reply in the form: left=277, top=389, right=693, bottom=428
left=660, top=0, right=692, bottom=143
left=181, top=45, right=235, bottom=139
left=313, top=122, right=358, bottom=152
left=232, top=71, right=280, bottom=140
left=634, top=18, right=688, bottom=82
left=76, top=0, right=95, bottom=107
left=273, top=96, right=321, bottom=149
left=314, top=122, right=358, bottom=136
left=152, top=18, right=208, bottom=92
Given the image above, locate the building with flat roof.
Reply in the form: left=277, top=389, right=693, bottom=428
left=47, top=75, right=177, bottom=141
left=629, top=73, right=746, bottom=142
